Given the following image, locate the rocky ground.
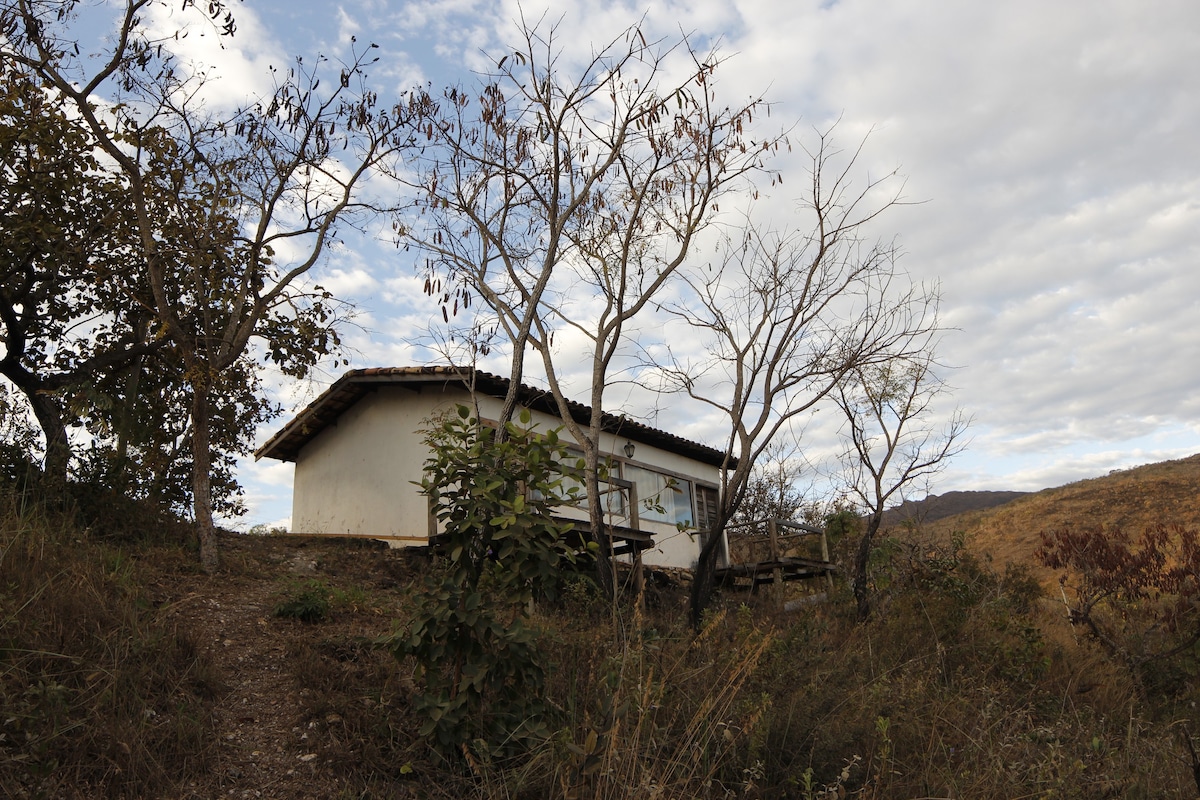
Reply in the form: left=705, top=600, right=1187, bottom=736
left=152, top=532, right=418, bottom=799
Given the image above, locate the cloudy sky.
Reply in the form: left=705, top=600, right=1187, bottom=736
left=121, top=0, right=1199, bottom=528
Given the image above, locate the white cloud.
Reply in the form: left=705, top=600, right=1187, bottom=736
left=226, top=457, right=295, bottom=530
left=317, top=267, right=380, bottom=297
left=142, top=2, right=288, bottom=110
left=231, top=0, right=1200, bottom=524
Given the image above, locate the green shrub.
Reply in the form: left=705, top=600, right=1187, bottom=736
left=275, top=579, right=334, bottom=623
left=392, top=406, right=587, bottom=758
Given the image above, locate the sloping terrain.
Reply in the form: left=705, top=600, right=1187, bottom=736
left=909, top=453, right=1200, bottom=574
left=882, top=490, right=1029, bottom=527
left=163, top=533, right=423, bottom=799
left=7, top=453, right=1200, bottom=797
left=1, top=518, right=426, bottom=800
left=167, top=539, right=342, bottom=799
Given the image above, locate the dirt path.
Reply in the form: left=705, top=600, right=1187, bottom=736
left=160, top=535, right=390, bottom=799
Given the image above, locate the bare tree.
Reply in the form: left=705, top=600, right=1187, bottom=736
left=396, top=18, right=781, bottom=596
left=728, top=442, right=813, bottom=529
left=646, top=129, right=943, bottom=626
left=3, top=0, right=418, bottom=569
left=833, top=353, right=969, bottom=621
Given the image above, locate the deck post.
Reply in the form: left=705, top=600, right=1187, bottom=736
left=769, top=518, right=784, bottom=606
left=820, top=526, right=834, bottom=590
left=628, top=482, right=644, bottom=611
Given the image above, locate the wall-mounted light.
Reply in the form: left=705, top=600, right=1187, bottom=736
left=623, top=441, right=636, bottom=459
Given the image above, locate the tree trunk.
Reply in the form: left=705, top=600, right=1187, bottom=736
left=586, top=463, right=615, bottom=601
left=114, top=317, right=150, bottom=483
left=191, top=383, right=218, bottom=573
left=27, top=387, right=70, bottom=490
left=853, top=512, right=883, bottom=622
left=689, top=512, right=728, bottom=630
left=496, top=348, right=527, bottom=434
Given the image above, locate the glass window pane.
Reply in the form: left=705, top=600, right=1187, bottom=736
left=674, top=479, right=694, bottom=528
left=623, top=464, right=691, bottom=526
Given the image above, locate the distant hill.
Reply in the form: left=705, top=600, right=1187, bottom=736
left=882, top=490, right=1029, bottom=527
left=903, top=453, right=1200, bottom=576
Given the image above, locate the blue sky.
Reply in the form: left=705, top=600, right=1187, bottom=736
left=48, top=1, right=1200, bottom=527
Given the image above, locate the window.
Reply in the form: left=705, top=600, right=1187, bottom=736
left=531, top=450, right=626, bottom=516
left=695, top=484, right=719, bottom=531
left=623, top=464, right=694, bottom=527
left=528, top=449, right=586, bottom=507
left=694, top=484, right=726, bottom=567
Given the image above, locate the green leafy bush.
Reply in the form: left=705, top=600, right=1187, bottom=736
left=392, top=406, right=586, bottom=757
left=275, top=579, right=334, bottom=623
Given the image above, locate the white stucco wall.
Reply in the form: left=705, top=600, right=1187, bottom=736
left=291, top=384, right=471, bottom=540
left=291, top=384, right=722, bottom=570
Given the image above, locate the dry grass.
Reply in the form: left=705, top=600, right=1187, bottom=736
left=544, top=605, right=774, bottom=799
left=0, top=488, right=219, bottom=798
left=735, top=558, right=1197, bottom=798
left=5, top=455, right=1200, bottom=798
left=918, top=452, right=1200, bottom=581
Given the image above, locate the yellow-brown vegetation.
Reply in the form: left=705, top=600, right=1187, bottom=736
left=4, top=457, right=1200, bottom=798
left=919, top=453, right=1200, bottom=583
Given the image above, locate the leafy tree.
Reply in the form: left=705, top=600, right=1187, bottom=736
left=1039, top=521, right=1200, bottom=795
left=2, top=60, right=271, bottom=514
left=394, top=406, right=586, bottom=755
left=396, top=19, right=777, bottom=596
left=1038, top=521, right=1200, bottom=670
left=74, top=352, right=274, bottom=517
left=0, top=382, right=40, bottom=483
left=0, top=60, right=158, bottom=485
left=3, top=0, right=419, bottom=569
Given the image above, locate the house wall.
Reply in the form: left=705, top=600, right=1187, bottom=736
left=291, top=384, right=722, bottom=570
left=291, top=384, right=460, bottom=540
left=604, top=440, right=720, bottom=571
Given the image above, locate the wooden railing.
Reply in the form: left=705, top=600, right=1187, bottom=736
left=722, top=518, right=834, bottom=590
left=727, top=518, right=827, bottom=562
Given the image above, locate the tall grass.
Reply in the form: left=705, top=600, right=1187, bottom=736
left=0, top=484, right=218, bottom=798
left=735, top=549, right=1197, bottom=798
left=280, top=541, right=1200, bottom=798
left=547, top=605, right=774, bottom=799
left=5, top=481, right=1195, bottom=797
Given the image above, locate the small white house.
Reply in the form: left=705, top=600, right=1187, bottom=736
left=255, top=366, right=730, bottom=570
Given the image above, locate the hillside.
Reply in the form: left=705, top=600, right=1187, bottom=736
left=881, top=490, right=1029, bottom=527
left=6, top=456, right=1200, bottom=797
left=906, top=453, right=1200, bottom=573
left=1, top=516, right=425, bottom=800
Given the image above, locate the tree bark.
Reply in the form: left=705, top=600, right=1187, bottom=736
left=689, top=510, right=729, bottom=630
left=585, top=451, right=616, bottom=602
left=0, top=354, right=70, bottom=488
left=191, top=383, right=218, bottom=573
left=26, top=387, right=70, bottom=490
left=853, top=512, right=884, bottom=622
left=114, top=317, right=151, bottom=483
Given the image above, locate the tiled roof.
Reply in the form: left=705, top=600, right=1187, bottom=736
left=254, top=366, right=733, bottom=468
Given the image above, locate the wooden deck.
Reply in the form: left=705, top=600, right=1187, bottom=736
left=280, top=512, right=835, bottom=599
left=714, top=518, right=836, bottom=592
left=716, top=556, right=836, bottom=588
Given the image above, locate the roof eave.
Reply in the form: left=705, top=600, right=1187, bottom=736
left=254, top=367, right=735, bottom=469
